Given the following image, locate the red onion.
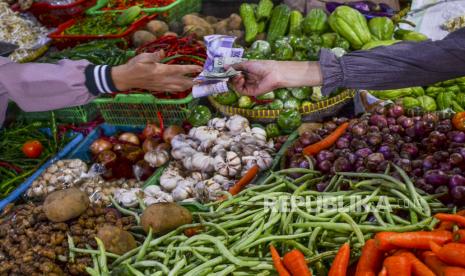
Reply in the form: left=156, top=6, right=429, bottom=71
left=316, top=150, right=336, bottom=162
left=378, top=145, right=394, bottom=159
left=332, top=157, right=352, bottom=172
left=352, top=123, right=368, bottom=136
left=449, top=175, right=465, bottom=188
left=433, top=151, right=449, bottom=162
left=425, top=170, right=450, bottom=186
left=317, top=160, right=332, bottom=172
left=355, top=148, right=373, bottom=158
left=451, top=186, right=465, bottom=200
left=396, top=158, right=412, bottom=172
left=401, top=118, right=414, bottom=129
left=401, top=143, right=419, bottom=158
left=370, top=114, right=388, bottom=128
left=422, top=113, right=439, bottom=124
left=388, top=105, right=404, bottom=118
left=367, top=133, right=382, bottom=146
left=336, top=137, right=350, bottom=149
left=449, top=153, right=463, bottom=165
left=324, top=121, right=337, bottom=131
left=388, top=124, right=402, bottom=133
left=90, top=138, right=113, bottom=155
left=374, top=105, right=386, bottom=115
left=448, top=131, right=465, bottom=143
left=422, top=155, right=436, bottom=171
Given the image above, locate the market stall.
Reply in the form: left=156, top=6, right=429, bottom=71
left=2, top=0, right=465, bottom=275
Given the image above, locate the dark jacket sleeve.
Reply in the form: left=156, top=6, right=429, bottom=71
left=320, top=27, right=465, bottom=95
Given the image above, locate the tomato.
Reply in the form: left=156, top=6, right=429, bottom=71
left=22, top=140, right=43, bottom=158
left=452, top=112, right=465, bottom=131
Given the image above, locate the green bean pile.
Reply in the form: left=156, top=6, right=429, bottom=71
left=75, top=164, right=448, bottom=275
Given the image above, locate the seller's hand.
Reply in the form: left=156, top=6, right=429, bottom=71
left=230, top=61, right=324, bottom=96
left=111, top=51, right=202, bottom=92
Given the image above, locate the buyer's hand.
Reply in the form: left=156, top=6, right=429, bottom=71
left=112, top=51, right=202, bottom=92
left=230, top=60, right=323, bottom=96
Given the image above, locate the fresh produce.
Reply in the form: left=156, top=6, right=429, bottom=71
left=116, top=6, right=142, bottom=26
left=187, top=105, right=212, bottom=127
left=270, top=245, right=291, bottom=276
left=289, top=10, right=303, bottom=36
left=302, top=8, right=329, bottom=35
left=267, top=4, right=291, bottom=42
left=140, top=202, right=193, bottom=234
left=283, top=249, right=312, bottom=276
left=395, top=29, right=428, bottom=41
left=328, top=243, right=350, bottom=276
left=278, top=109, right=302, bottom=134
left=325, top=1, right=396, bottom=19
left=0, top=202, right=136, bottom=275
left=240, top=3, right=258, bottom=44
left=368, top=17, right=395, bottom=40
left=96, top=225, right=137, bottom=255
left=256, top=0, right=274, bottom=21
left=104, top=0, right=173, bottom=9
left=328, top=6, right=372, bottom=49
left=43, top=188, right=90, bottom=222
left=361, top=39, right=399, bottom=50
left=64, top=14, right=140, bottom=35
left=452, top=112, right=465, bottom=131
left=303, top=122, right=349, bottom=156
left=22, top=139, right=43, bottom=158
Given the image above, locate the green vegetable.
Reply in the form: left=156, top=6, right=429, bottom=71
left=283, top=98, right=301, bottom=109
left=309, top=34, right=322, bottom=46
left=395, top=29, right=428, bottom=41
left=446, top=85, right=461, bottom=94
left=329, top=6, right=372, bottom=50
left=402, top=97, right=420, bottom=109
left=117, top=6, right=141, bottom=26
left=275, top=88, right=291, bottom=101
left=302, top=8, right=329, bottom=35
left=426, top=86, right=445, bottom=98
left=289, top=10, right=303, bottom=36
left=311, top=87, right=324, bottom=102
left=250, top=40, right=272, bottom=57
left=290, top=87, right=312, bottom=100
left=269, top=99, right=284, bottom=110
left=214, top=91, right=238, bottom=105
left=240, top=4, right=259, bottom=44
left=274, top=41, right=294, bottom=60
left=188, top=105, right=212, bottom=126
left=369, top=88, right=412, bottom=100
left=293, top=51, right=309, bottom=61
left=442, top=79, right=457, bottom=86
left=256, top=91, right=275, bottom=100
left=417, top=95, right=437, bottom=112
left=267, top=4, right=291, bottom=42
left=238, top=96, right=254, bottom=109
left=265, top=123, right=281, bottom=138
left=452, top=100, right=465, bottom=112
left=321, top=33, right=338, bottom=48
left=256, top=0, right=274, bottom=21
left=308, top=44, right=321, bottom=61
left=361, top=40, right=399, bottom=50
left=456, top=93, right=465, bottom=107
left=334, top=36, right=350, bottom=51
left=65, top=14, right=129, bottom=35
left=436, top=92, right=455, bottom=110
left=277, top=109, right=302, bottom=133
left=257, top=21, right=266, bottom=33
left=368, top=17, right=395, bottom=40
left=301, top=100, right=313, bottom=107
left=411, top=87, right=425, bottom=97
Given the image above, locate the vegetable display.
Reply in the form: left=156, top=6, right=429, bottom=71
left=64, top=13, right=141, bottom=35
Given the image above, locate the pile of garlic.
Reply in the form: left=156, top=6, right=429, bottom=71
left=114, top=115, right=275, bottom=206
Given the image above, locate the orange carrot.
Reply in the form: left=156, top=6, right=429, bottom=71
left=329, top=243, right=351, bottom=276
left=421, top=251, right=448, bottom=276
left=282, top=249, right=312, bottom=276
left=434, top=214, right=465, bottom=228
left=396, top=252, right=435, bottom=276
left=453, top=230, right=465, bottom=243
left=384, top=231, right=453, bottom=250
left=383, top=255, right=412, bottom=276
left=374, top=232, right=398, bottom=251
left=355, top=239, right=384, bottom=276
left=228, top=164, right=259, bottom=196
left=436, top=221, right=455, bottom=231
left=430, top=241, right=465, bottom=267
left=456, top=210, right=465, bottom=216
left=443, top=266, right=465, bottom=276
left=378, top=267, right=388, bottom=276
left=270, top=245, right=291, bottom=276
left=303, top=122, right=349, bottom=156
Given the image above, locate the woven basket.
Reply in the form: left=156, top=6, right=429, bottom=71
left=208, top=90, right=356, bottom=123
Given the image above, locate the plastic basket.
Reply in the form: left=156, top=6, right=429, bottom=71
left=28, top=0, right=97, bottom=27
left=18, top=103, right=99, bottom=124
left=93, top=93, right=198, bottom=126
left=0, top=133, right=84, bottom=211
left=208, top=90, right=356, bottom=123
left=86, top=0, right=201, bottom=22
left=48, top=14, right=156, bottom=49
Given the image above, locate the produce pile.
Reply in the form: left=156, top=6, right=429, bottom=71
left=103, top=0, right=174, bottom=10
left=63, top=11, right=142, bottom=36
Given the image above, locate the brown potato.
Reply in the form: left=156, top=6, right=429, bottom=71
left=183, top=25, right=214, bottom=38
left=164, top=31, right=178, bottom=37
left=140, top=203, right=192, bottom=235
left=227, top=13, right=242, bottom=30
left=213, top=19, right=229, bottom=35
left=182, top=14, right=212, bottom=29
left=132, top=30, right=156, bottom=47
left=97, top=225, right=137, bottom=255
left=43, top=188, right=89, bottom=222
left=204, top=15, right=218, bottom=25
left=146, top=20, right=169, bottom=36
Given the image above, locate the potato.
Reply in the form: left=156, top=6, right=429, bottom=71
left=132, top=30, right=156, bottom=47
left=182, top=14, right=212, bottom=30
left=227, top=13, right=242, bottom=30
left=204, top=15, right=218, bottom=25
left=43, top=188, right=89, bottom=222
left=141, top=203, right=192, bottom=235
left=168, top=21, right=183, bottom=34
left=228, top=30, right=244, bottom=40
left=164, top=31, right=178, bottom=37
left=97, top=225, right=137, bottom=255
left=184, top=25, right=213, bottom=38
left=146, top=20, right=169, bottom=37
left=213, top=19, right=229, bottom=35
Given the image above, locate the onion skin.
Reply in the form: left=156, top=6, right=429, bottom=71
left=90, top=139, right=113, bottom=155
left=163, top=125, right=184, bottom=144
left=155, top=143, right=171, bottom=152
left=142, top=137, right=162, bottom=153
left=119, top=132, right=140, bottom=145
left=142, top=123, right=162, bottom=139
left=97, top=150, right=117, bottom=167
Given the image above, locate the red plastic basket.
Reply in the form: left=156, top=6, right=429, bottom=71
left=48, top=14, right=156, bottom=49
left=28, top=0, right=97, bottom=28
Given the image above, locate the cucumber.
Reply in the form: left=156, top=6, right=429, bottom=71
left=240, top=3, right=259, bottom=44
left=257, top=21, right=266, bottom=33
left=256, top=0, right=274, bottom=21
left=116, top=6, right=141, bottom=26
left=288, top=10, right=303, bottom=36
left=267, top=4, right=291, bottom=43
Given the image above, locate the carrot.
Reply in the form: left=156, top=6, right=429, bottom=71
left=383, top=255, right=412, bottom=276
left=303, top=122, right=349, bottom=156
left=453, top=230, right=465, bottom=243
left=422, top=251, right=448, bottom=276
left=355, top=239, right=384, bottom=276
left=385, top=231, right=453, bottom=249
left=270, top=245, right=291, bottom=276
left=329, top=243, right=351, bottom=276
left=443, top=266, right=465, bottom=276
left=183, top=226, right=203, bottom=237
left=375, top=232, right=398, bottom=251
left=430, top=241, right=465, bottom=267
left=228, top=164, right=259, bottom=196
left=456, top=210, right=465, bottom=216
left=434, top=213, right=465, bottom=228
left=436, top=221, right=455, bottom=231
left=396, top=252, right=435, bottom=276
left=282, top=249, right=312, bottom=276
left=378, top=267, right=387, bottom=276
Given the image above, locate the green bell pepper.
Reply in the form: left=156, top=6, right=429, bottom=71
left=368, top=17, right=395, bottom=40
left=321, top=33, right=338, bottom=48
left=308, top=44, right=321, bottom=61
left=265, top=123, right=281, bottom=138
left=238, top=96, right=254, bottom=109
left=302, top=8, right=329, bottom=35
left=417, top=95, right=437, bottom=112
left=277, top=109, right=302, bottom=134
left=188, top=105, right=212, bottom=126
left=250, top=40, right=272, bottom=57
left=308, top=34, right=322, bottom=46
left=369, top=88, right=412, bottom=100
left=328, top=6, right=372, bottom=50
left=293, top=51, right=309, bottom=61
left=452, top=101, right=464, bottom=112
left=411, top=87, right=425, bottom=97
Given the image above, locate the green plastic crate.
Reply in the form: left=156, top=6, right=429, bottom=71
left=93, top=93, right=198, bottom=126
left=86, top=0, right=201, bottom=23
left=19, top=103, right=99, bottom=124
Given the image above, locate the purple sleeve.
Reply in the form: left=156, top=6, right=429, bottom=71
left=320, top=27, right=465, bottom=95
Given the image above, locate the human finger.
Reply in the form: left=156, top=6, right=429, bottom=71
left=153, top=50, right=165, bottom=62
left=133, top=53, right=159, bottom=64
left=169, top=64, right=203, bottom=74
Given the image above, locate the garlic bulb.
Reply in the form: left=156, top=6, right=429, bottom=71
left=114, top=188, right=141, bottom=207
left=160, top=166, right=183, bottom=191
left=144, top=185, right=161, bottom=197
left=254, top=150, right=273, bottom=170
left=251, top=127, right=267, bottom=141
left=171, top=134, right=199, bottom=150
left=189, top=126, right=220, bottom=141
left=144, top=150, right=169, bottom=167
left=194, top=179, right=223, bottom=203
left=214, top=151, right=242, bottom=177
left=191, top=152, right=215, bottom=172
left=172, top=184, right=193, bottom=201
left=208, top=117, right=227, bottom=131
left=226, top=115, right=250, bottom=135
left=171, top=146, right=196, bottom=160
